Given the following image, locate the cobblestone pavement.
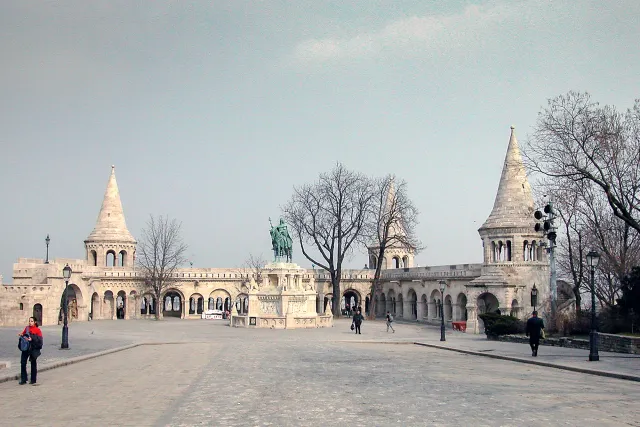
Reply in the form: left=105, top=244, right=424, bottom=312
left=1, top=319, right=639, bottom=426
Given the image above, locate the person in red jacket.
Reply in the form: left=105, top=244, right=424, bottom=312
left=17, top=317, right=43, bottom=385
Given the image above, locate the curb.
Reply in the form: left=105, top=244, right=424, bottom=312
left=0, top=341, right=210, bottom=385
left=414, top=342, right=640, bottom=383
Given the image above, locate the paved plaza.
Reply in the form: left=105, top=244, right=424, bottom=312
left=1, top=319, right=639, bottom=427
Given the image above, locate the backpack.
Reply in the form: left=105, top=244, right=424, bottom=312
left=18, top=327, right=31, bottom=352
left=387, top=314, right=393, bottom=322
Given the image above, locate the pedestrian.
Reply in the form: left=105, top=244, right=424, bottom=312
left=386, top=311, right=395, bottom=333
left=525, top=310, right=545, bottom=357
left=352, top=310, right=364, bottom=334
left=17, top=317, right=43, bottom=385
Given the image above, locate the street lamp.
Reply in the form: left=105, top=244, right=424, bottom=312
left=45, top=234, right=50, bottom=264
left=530, top=284, right=538, bottom=313
left=61, top=264, right=72, bottom=349
left=439, top=280, right=447, bottom=342
left=586, top=250, right=600, bottom=362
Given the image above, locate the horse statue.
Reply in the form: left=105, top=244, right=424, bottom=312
left=269, top=218, right=293, bottom=262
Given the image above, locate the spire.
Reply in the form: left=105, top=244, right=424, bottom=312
left=479, top=126, right=535, bottom=231
left=384, top=176, right=407, bottom=239
left=85, top=166, right=136, bottom=243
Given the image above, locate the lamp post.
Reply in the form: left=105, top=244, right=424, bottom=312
left=439, top=280, right=446, bottom=342
left=586, top=250, right=600, bottom=362
left=61, top=264, right=72, bottom=349
left=530, top=284, right=538, bottom=313
left=45, top=234, right=50, bottom=264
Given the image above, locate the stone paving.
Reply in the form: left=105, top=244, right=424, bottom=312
left=1, top=319, right=639, bottom=426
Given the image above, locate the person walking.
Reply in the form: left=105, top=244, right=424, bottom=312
left=386, top=311, right=395, bottom=333
left=525, top=311, right=545, bottom=357
left=17, top=317, right=43, bottom=385
left=352, top=310, right=364, bottom=334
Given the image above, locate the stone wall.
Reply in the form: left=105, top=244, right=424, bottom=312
left=497, top=333, right=640, bottom=355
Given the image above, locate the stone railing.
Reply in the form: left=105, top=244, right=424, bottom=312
left=496, top=333, right=640, bottom=355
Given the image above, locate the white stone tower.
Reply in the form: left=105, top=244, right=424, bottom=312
left=84, top=166, right=137, bottom=267
left=466, top=127, right=548, bottom=331
left=368, top=177, right=415, bottom=270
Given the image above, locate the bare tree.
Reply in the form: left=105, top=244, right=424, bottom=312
left=366, top=175, right=421, bottom=319
left=237, top=253, right=267, bottom=287
left=525, top=92, right=640, bottom=234
left=282, top=162, right=374, bottom=318
left=137, top=215, right=188, bottom=319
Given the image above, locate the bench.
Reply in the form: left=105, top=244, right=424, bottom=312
left=452, top=321, right=467, bottom=332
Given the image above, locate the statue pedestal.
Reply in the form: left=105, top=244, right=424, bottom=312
left=230, top=262, right=332, bottom=329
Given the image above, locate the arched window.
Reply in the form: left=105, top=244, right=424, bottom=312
left=506, top=240, right=512, bottom=261
left=402, top=256, right=409, bottom=268
left=491, top=241, right=496, bottom=262
left=119, top=250, right=127, bottom=267
left=106, top=250, right=116, bottom=267
left=523, top=241, right=529, bottom=261
left=393, top=257, right=400, bottom=268
left=90, top=250, right=97, bottom=266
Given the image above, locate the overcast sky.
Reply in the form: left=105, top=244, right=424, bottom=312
left=1, top=1, right=638, bottom=281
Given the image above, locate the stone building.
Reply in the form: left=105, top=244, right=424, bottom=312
left=0, top=127, right=549, bottom=333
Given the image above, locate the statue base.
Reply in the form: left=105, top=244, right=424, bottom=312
left=230, top=262, right=332, bottom=329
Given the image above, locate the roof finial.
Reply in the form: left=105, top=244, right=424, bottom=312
left=510, top=125, right=515, bottom=130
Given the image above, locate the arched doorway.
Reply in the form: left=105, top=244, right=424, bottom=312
left=397, top=293, right=404, bottom=318
left=324, top=293, right=333, bottom=313
left=380, top=293, right=386, bottom=316
left=104, top=291, right=115, bottom=320
left=116, top=291, right=126, bottom=319
left=32, top=303, right=43, bottom=325
left=60, top=285, right=82, bottom=323
left=163, top=291, right=183, bottom=318
left=343, top=289, right=361, bottom=315
left=141, top=294, right=156, bottom=316
left=444, top=295, right=453, bottom=321
left=387, top=290, right=396, bottom=315
left=477, top=292, right=500, bottom=332
left=421, top=294, right=428, bottom=320
left=235, top=294, right=249, bottom=315
left=406, top=289, right=417, bottom=320
left=456, top=293, right=468, bottom=321
left=189, top=293, right=204, bottom=315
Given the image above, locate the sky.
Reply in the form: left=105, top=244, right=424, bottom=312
left=1, top=1, right=639, bottom=281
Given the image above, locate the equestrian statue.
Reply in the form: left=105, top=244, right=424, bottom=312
left=269, top=218, right=293, bottom=262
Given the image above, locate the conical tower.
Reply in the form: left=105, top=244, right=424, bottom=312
left=478, top=126, right=543, bottom=264
left=368, top=177, right=415, bottom=270
left=84, top=166, right=136, bottom=267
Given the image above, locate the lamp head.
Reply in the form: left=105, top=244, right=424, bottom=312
left=531, top=284, right=538, bottom=297
left=62, top=264, right=72, bottom=280
left=45, top=234, right=50, bottom=245
left=438, top=280, right=446, bottom=293
left=586, top=250, right=600, bottom=268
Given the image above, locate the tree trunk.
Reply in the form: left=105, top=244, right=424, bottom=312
left=332, top=276, right=341, bottom=318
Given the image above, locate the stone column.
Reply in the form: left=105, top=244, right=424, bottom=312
left=317, top=293, right=324, bottom=314
left=466, top=304, right=478, bottom=334
left=181, top=299, right=186, bottom=319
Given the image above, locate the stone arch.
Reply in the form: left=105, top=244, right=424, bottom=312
left=119, top=250, right=127, bottom=267
left=209, top=289, right=231, bottom=312
left=235, top=293, right=249, bottom=315
left=60, top=284, right=84, bottom=322
left=406, top=288, right=417, bottom=320
left=477, top=292, right=500, bottom=333
left=393, top=256, right=400, bottom=269
left=456, top=293, right=468, bottom=321
left=370, top=255, right=378, bottom=270
left=510, top=299, right=520, bottom=318
left=104, top=290, right=115, bottom=320
left=343, top=289, right=361, bottom=313
left=430, top=289, right=441, bottom=319
left=189, top=293, right=204, bottom=315
left=324, top=293, right=333, bottom=312
left=116, top=290, right=126, bottom=319
left=397, top=293, right=404, bottom=318
left=444, top=295, right=453, bottom=321
left=163, top=289, right=185, bottom=318
left=32, top=303, right=43, bottom=325
left=106, top=250, right=116, bottom=267
left=141, top=293, right=156, bottom=316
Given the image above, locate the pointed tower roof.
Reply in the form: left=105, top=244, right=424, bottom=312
left=383, top=176, right=408, bottom=240
left=85, top=166, right=136, bottom=243
left=479, top=126, right=535, bottom=231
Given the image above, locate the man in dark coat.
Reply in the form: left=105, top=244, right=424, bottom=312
left=352, top=310, right=364, bottom=335
left=525, top=311, right=545, bottom=357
